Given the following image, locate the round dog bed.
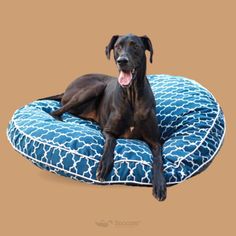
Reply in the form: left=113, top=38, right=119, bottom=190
left=7, top=75, right=226, bottom=186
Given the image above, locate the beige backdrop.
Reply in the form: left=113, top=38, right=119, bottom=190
left=1, top=0, right=235, bottom=235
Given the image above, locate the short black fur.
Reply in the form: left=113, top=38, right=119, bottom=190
left=41, top=34, right=166, bottom=201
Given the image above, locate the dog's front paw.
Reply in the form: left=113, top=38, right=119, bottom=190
left=96, top=157, right=114, bottom=182
left=51, top=111, right=63, bottom=121
left=152, top=174, right=167, bottom=201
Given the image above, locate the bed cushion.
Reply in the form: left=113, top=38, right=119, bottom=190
left=7, top=74, right=226, bottom=186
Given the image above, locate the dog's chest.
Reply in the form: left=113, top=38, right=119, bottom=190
left=130, top=126, right=134, bottom=132
left=120, top=100, right=150, bottom=139
left=121, top=117, right=142, bottom=139
left=121, top=126, right=135, bottom=139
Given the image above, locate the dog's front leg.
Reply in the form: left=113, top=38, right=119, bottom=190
left=96, top=131, right=117, bottom=182
left=149, top=143, right=166, bottom=201
left=139, top=110, right=167, bottom=201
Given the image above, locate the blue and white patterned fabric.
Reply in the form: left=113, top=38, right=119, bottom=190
left=7, top=75, right=226, bottom=186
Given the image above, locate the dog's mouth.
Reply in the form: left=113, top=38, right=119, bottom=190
left=118, top=69, right=135, bottom=87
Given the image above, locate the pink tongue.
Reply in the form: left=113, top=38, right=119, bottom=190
left=118, top=71, right=132, bottom=86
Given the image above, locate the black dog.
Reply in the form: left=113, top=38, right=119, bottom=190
left=41, top=34, right=166, bottom=201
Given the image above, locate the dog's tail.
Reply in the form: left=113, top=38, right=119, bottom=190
left=38, top=93, right=64, bottom=102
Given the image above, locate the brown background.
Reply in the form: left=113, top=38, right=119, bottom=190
left=1, top=0, right=235, bottom=235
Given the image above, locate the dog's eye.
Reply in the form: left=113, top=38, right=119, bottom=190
left=130, top=41, right=139, bottom=50
left=115, top=45, right=121, bottom=51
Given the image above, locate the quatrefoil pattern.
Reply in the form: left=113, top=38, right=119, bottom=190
left=7, top=75, right=226, bottom=186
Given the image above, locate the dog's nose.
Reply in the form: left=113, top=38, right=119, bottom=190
left=117, top=56, right=129, bottom=65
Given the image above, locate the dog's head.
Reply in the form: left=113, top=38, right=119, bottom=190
left=105, top=34, right=153, bottom=87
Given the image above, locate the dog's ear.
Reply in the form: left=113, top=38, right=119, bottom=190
left=140, top=35, right=154, bottom=63
left=105, top=35, right=119, bottom=59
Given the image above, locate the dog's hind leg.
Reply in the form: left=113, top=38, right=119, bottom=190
left=51, top=82, right=106, bottom=120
